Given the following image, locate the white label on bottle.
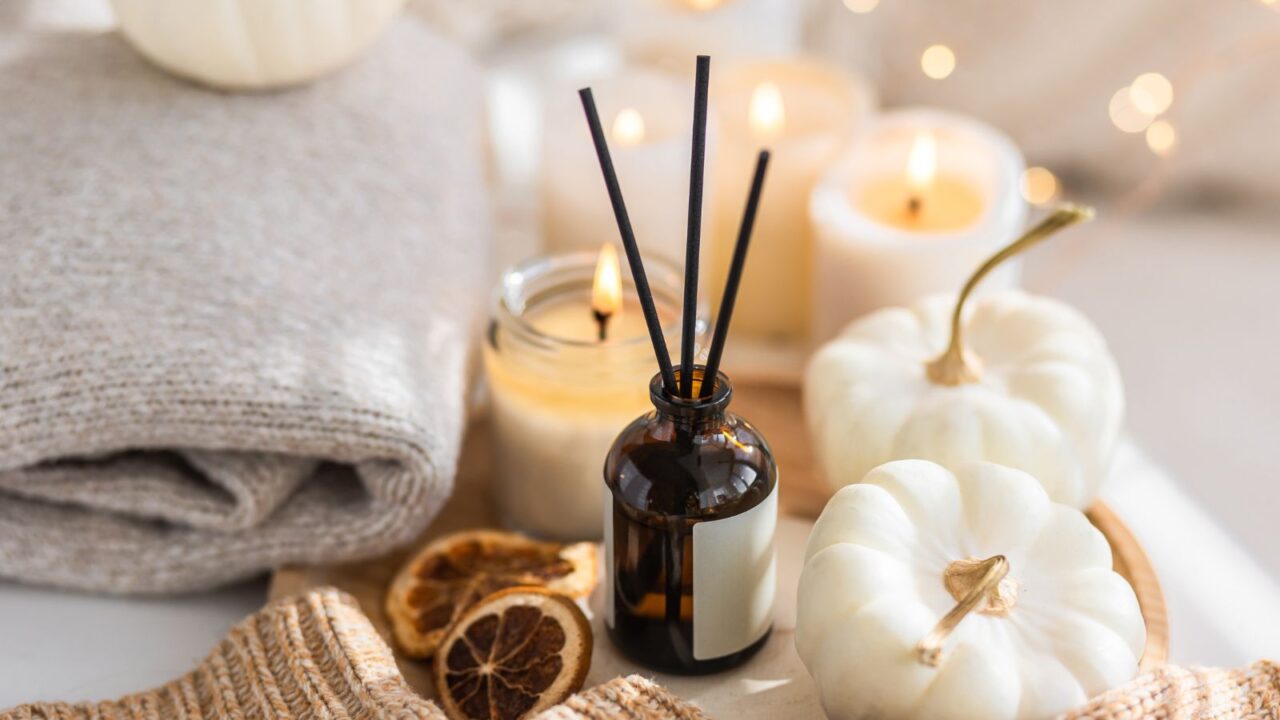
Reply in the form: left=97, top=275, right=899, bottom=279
left=692, top=485, right=777, bottom=660
left=603, top=490, right=614, bottom=629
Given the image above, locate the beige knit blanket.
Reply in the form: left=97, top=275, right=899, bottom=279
left=1, top=588, right=707, bottom=720
left=2, top=585, right=1271, bottom=719
left=0, top=19, right=489, bottom=593
left=1062, top=661, right=1280, bottom=720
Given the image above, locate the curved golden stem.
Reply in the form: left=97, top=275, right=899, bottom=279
left=916, top=555, right=1010, bottom=667
left=925, top=204, right=1095, bottom=386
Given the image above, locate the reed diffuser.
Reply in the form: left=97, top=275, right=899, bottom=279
left=581, top=55, right=778, bottom=674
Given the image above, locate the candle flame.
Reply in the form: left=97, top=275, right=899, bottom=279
left=748, top=82, right=786, bottom=141
left=907, top=132, right=938, bottom=192
left=611, top=107, right=646, bottom=147
left=592, top=244, right=623, bottom=319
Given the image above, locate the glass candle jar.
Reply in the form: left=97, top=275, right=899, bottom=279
left=484, top=251, right=706, bottom=541
left=603, top=367, right=778, bottom=674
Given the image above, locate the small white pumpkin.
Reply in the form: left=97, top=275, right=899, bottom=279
left=805, top=206, right=1122, bottom=508
left=110, top=0, right=405, bottom=90
left=797, top=460, right=1145, bottom=720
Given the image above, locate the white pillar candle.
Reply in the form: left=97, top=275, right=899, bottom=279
left=615, top=0, right=802, bottom=67
left=542, top=69, right=716, bottom=268
left=484, top=249, right=705, bottom=540
left=709, top=58, right=875, bottom=347
left=810, top=108, right=1028, bottom=344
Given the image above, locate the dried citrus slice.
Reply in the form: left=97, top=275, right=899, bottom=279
left=434, top=587, right=592, bottom=720
left=386, top=530, right=597, bottom=658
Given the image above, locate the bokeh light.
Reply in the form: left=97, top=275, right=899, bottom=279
left=748, top=82, right=786, bottom=140
left=611, top=108, right=646, bottom=147
left=1146, top=120, right=1177, bottom=156
left=1020, top=167, right=1060, bottom=206
left=921, top=45, right=956, bottom=80
left=1109, top=88, right=1154, bottom=133
left=843, top=0, right=880, bottom=13
left=1129, top=73, right=1174, bottom=116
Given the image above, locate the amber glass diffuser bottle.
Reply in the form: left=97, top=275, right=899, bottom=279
left=603, top=366, right=778, bottom=674
left=581, top=55, right=775, bottom=676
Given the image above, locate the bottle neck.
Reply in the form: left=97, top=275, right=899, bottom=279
left=654, top=405, right=727, bottom=433
left=649, top=367, right=732, bottom=433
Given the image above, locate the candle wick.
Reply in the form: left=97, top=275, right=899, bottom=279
left=593, top=310, right=611, bottom=342
left=907, top=195, right=923, bottom=217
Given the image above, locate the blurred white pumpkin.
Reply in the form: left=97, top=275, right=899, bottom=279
left=804, top=206, right=1122, bottom=508
left=797, top=460, right=1145, bottom=720
left=110, top=0, right=404, bottom=90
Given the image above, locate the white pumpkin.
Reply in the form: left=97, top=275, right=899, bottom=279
left=797, top=460, right=1145, bottom=720
left=110, top=0, right=405, bottom=90
left=805, top=207, right=1122, bottom=508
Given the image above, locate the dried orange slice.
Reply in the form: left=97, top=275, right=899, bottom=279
left=386, top=530, right=597, bottom=658
left=434, top=587, right=592, bottom=720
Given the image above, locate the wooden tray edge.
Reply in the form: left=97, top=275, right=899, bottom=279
left=1087, top=501, right=1170, bottom=670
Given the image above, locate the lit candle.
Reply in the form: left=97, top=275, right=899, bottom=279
left=484, top=249, right=705, bottom=540
left=856, top=131, right=985, bottom=231
left=542, top=70, right=715, bottom=267
left=591, top=243, right=623, bottom=340
left=615, top=0, right=803, bottom=68
left=810, top=108, right=1028, bottom=343
left=709, top=58, right=875, bottom=354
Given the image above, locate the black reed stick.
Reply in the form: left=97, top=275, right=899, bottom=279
left=579, top=88, right=677, bottom=394
left=699, top=150, right=770, bottom=398
left=680, top=55, right=711, bottom=398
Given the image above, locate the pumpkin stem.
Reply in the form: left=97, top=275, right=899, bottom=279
left=924, top=205, right=1095, bottom=386
left=916, top=555, right=1015, bottom=667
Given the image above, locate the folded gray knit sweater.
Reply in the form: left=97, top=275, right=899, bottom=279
left=0, top=19, right=490, bottom=593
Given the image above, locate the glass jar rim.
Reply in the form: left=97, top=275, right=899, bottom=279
left=491, top=250, right=689, bottom=352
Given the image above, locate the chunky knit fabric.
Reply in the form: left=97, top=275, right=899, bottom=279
left=1062, top=662, right=1280, bottom=720
left=533, top=676, right=710, bottom=720
left=0, top=19, right=489, bottom=593
left=2, top=588, right=446, bottom=720
left=1, top=589, right=706, bottom=720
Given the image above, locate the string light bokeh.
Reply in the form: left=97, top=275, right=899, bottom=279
left=1129, top=72, right=1173, bottom=115
left=842, top=0, right=880, bottom=14
left=1020, top=167, right=1060, bottom=207
left=920, top=44, right=955, bottom=80
left=1145, top=120, right=1176, bottom=157
left=1108, top=71, right=1176, bottom=158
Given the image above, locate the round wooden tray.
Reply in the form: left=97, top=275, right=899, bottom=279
left=271, top=380, right=1169, bottom=713
left=1086, top=502, right=1169, bottom=668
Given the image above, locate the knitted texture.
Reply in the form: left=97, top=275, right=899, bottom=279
left=1, top=589, right=709, bottom=720
left=2, top=588, right=446, bottom=720
left=532, top=675, right=711, bottom=720
left=1062, top=662, right=1280, bottom=720
left=0, top=19, right=489, bottom=592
